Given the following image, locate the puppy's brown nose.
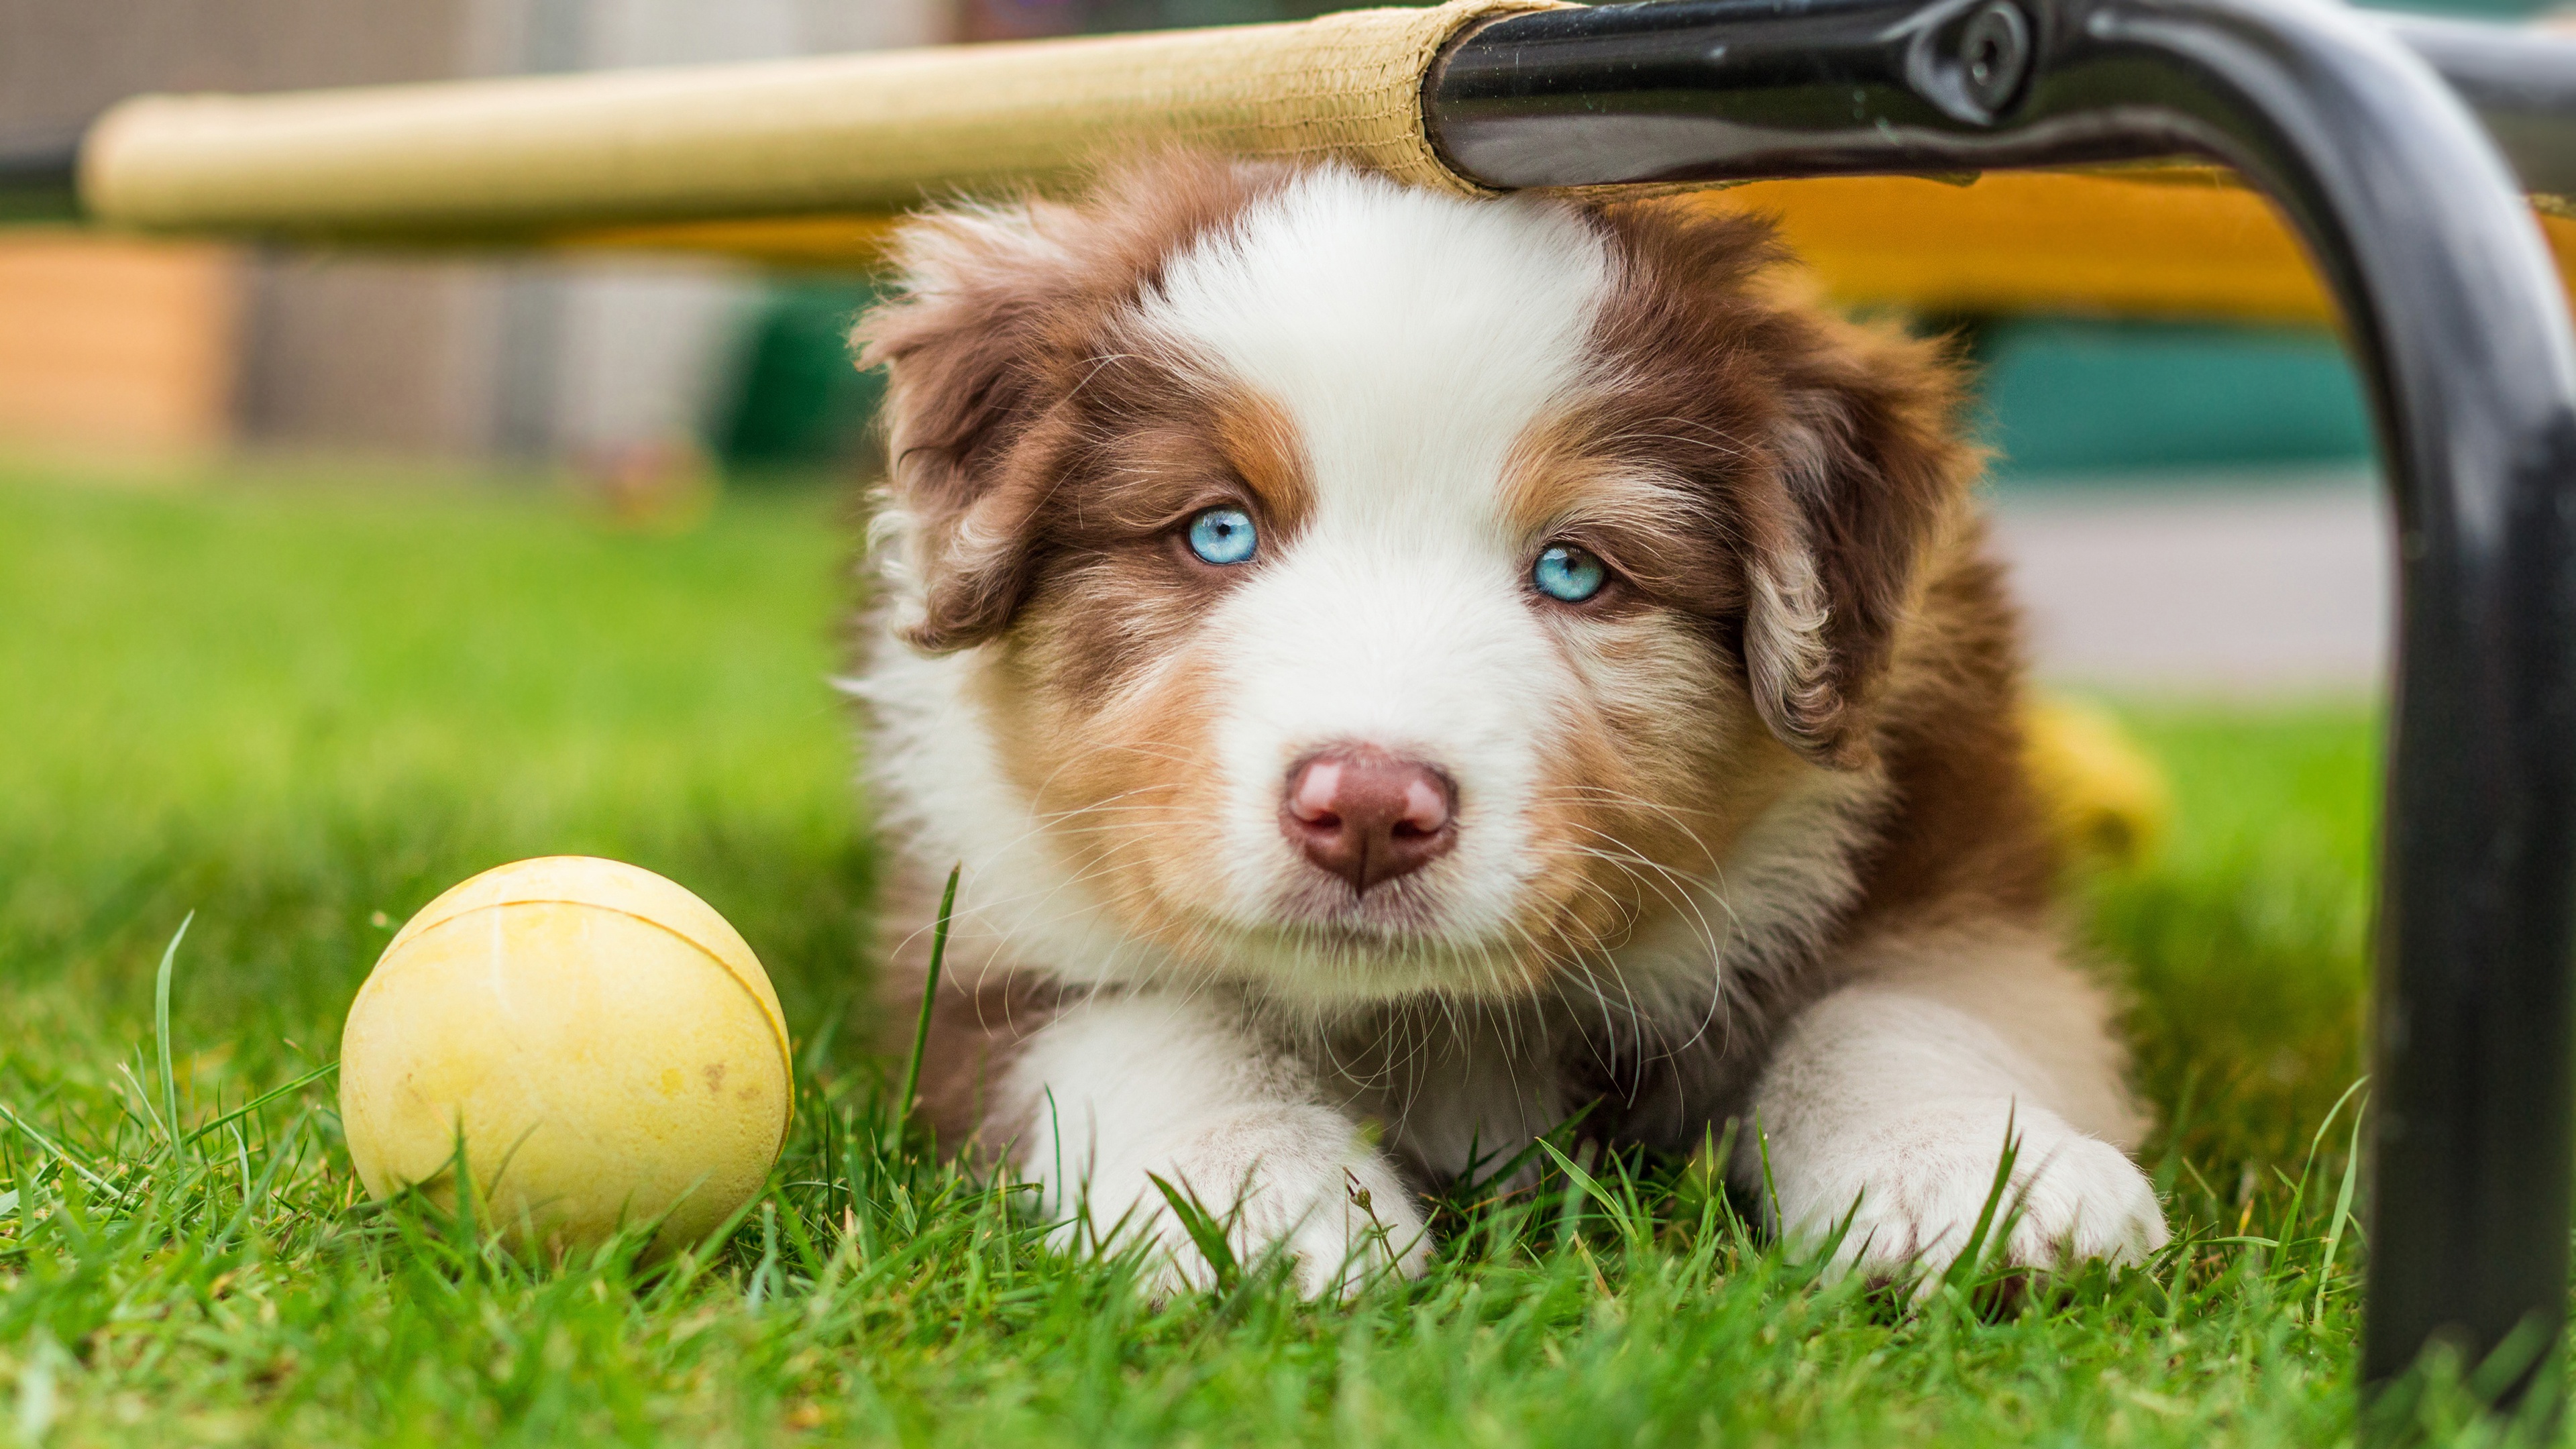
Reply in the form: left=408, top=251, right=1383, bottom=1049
left=1282, top=749, right=1457, bottom=894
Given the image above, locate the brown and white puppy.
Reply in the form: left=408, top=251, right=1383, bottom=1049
left=850, top=153, right=2167, bottom=1297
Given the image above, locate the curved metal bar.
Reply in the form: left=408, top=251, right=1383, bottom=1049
left=1433, top=0, right=2576, bottom=1401
left=2387, top=15, right=2576, bottom=197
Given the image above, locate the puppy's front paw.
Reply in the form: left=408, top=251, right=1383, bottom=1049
left=1057, top=1103, right=1430, bottom=1300
left=1770, top=1101, right=2167, bottom=1281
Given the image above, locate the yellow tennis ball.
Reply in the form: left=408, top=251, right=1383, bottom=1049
left=338, top=856, right=792, bottom=1260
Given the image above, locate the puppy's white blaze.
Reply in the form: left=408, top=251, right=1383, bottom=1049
left=1138, top=168, right=1616, bottom=971
left=1144, top=172, right=1611, bottom=500
left=1202, top=537, right=1564, bottom=953
left=1142, top=170, right=1607, bottom=572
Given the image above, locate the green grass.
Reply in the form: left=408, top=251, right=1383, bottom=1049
left=0, top=464, right=2551, bottom=1445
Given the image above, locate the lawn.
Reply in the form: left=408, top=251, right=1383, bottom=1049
left=0, top=463, right=2540, bottom=1445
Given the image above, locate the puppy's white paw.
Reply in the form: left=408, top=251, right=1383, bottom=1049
left=1055, top=1103, right=1430, bottom=1300
left=1770, top=1101, right=2167, bottom=1281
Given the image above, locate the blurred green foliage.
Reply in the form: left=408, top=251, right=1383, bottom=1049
left=714, top=282, right=884, bottom=476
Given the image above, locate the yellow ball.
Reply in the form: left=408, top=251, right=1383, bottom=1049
left=338, top=856, right=792, bottom=1259
left=2023, top=697, right=2173, bottom=867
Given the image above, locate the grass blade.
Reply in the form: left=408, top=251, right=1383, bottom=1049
left=1937, top=1108, right=2024, bottom=1300
left=0, top=1101, right=117, bottom=1192
left=154, top=912, right=193, bottom=1159
left=894, top=863, right=961, bottom=1140
left=1146, top=1171, right=1239, bottom=1292
left=2312, top=1085, right=2368, bottom=1322
left=1448, top=1099, right=1600, bottom=1208
left=183, top=1060, right=339, bottom=1148
left=1536, top=1138, right=1628, bottom=1238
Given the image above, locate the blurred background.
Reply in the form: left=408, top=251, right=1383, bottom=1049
left=0, top=0, right=2544, bottom=694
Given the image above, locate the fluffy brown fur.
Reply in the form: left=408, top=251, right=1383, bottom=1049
left=850, top=153, right=2147, bottom=1292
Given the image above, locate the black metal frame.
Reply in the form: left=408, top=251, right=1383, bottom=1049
left=1428, top=0, right=2576, bottom=1405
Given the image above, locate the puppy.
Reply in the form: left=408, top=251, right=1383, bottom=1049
left=850, top=153, right=2168, bottom=1297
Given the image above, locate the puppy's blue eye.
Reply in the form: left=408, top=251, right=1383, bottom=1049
left=1187, top=506, right=1258, bottom=566
left=1533, top=543, right=1608, bottom=603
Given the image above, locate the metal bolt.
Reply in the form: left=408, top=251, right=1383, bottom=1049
left=1959, top=1, right=2033, bottom=114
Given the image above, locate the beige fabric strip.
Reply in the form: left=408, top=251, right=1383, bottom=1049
left=81, top=0, right=1564, bottom=237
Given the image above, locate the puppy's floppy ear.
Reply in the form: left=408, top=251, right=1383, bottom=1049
left=1739, top=311, right=1972, bottom=769
left=854, top=153, right=1290, bottom=654
left=1585, top=198, right=1975, bottom=770
left=853, top=203, right=1075, bottom=653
